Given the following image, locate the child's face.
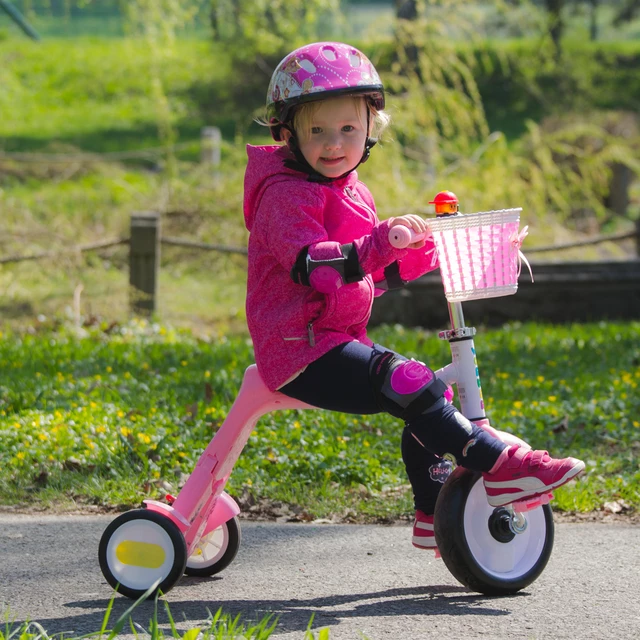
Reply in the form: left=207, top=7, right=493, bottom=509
left=290, top=97, right=368, bottom=179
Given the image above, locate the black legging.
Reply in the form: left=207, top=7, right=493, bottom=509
left=280, top=341, right=504, bottom=514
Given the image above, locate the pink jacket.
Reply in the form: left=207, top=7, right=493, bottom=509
left=243, top=144, right=438, bottom=391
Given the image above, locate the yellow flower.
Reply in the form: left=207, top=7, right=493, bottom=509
left=292, top=421, right=301, bottom=429
left=204, top=370, right=211, bottom=379
left=137, top=433, right=151, bottom=444
left=537, top=375, right=545, bottom=383
left=96, top=425, right=107, bottom=434
left=633, top=421, right=639, bottom=428
left=16, top=452, right=25, bottom=460
left=363, top=440, right=370, bottom=447
left=106, top=366, right=112, bottom=373
left=120, top=427, right=132, bottom=437
left=548, top=395, right=557, bottom=402
left=513, top=401, right=523, bottom=409
left=181, top=360, right=188, bottom=367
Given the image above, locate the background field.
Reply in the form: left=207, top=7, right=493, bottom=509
left=1, top=1, right=639, bottom=521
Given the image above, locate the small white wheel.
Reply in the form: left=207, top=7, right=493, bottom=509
left=98, top=509, right=187, bottom=600
left=435, top=468, right=554, bottom=595
left=185, top=516, right=241, bottom=577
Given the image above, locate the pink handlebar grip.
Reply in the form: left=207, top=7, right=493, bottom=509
left=388, top=226, right=427, bottom=249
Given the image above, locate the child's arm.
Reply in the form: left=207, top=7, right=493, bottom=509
left=373, top=216, right=438, bottom=295
left=259, top=184, right=409, bottom=293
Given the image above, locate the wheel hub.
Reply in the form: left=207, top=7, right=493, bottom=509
left=488, top=508, right=517, bottom=543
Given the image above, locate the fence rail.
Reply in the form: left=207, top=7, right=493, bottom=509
left=1, top=212, right=639, bottom=316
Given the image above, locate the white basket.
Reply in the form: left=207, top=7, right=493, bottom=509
left=430, top=208, right=524, bottom=302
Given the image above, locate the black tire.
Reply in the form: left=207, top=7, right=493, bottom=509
left=185, top=516, right=241, bottom=577
left=434, top=467, right=554, bottom=596
left=98, top=508, right=187, bottom=600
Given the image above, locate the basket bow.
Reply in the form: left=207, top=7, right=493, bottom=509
left=510, top=226, right=534, bottom=282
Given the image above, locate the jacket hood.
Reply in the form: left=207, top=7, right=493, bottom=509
left=244, top=145, right=299, bottom=231
left=243, top=144, right=357, bottom=231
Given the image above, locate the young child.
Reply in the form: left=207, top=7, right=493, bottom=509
left=243, top=41, right=584, bottom=550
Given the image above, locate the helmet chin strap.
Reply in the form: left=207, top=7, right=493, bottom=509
left=281, top=110, right=377, bottom=184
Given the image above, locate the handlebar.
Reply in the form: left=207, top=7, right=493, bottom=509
left=388, top=225, right=429, bottom=249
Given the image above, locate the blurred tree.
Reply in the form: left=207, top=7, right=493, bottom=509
left=209, top=0, right=341, bottom=59
left=613, top=0, right=640, bottom=25
left=206, top=0, right=342, bottom=128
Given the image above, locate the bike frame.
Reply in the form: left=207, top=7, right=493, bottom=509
left=434, top=300, right=486, bottom=423
left=142, top=296, right=485, bottom=556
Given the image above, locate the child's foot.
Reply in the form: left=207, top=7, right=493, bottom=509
left=412, top=510, right=437, bottom=550
left=483, top=445, right=585, bottom=507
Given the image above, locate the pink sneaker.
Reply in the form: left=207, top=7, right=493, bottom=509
left=483, top=445, right=585, bottom=507
left=412, top=510, right=437, bottom=550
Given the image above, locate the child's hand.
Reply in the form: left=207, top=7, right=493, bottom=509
left=389, top=215, right=430, bottom=249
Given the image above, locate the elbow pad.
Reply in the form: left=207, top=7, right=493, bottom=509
left=290, top=243, right=364, bottom=293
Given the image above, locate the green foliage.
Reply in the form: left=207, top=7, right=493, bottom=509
left=206, top=0, right=343, bottom=127
left=210, top=0, right=342, bottom=57
left=0, top=321, right=638, bottom=516
left=1, top=591, right=284, bottom=639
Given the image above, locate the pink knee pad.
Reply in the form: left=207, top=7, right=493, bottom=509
left=370, top=352, right=447, bottom=422
left=390, top=360, right=434, bottom=394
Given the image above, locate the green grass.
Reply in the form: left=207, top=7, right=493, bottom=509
left=1, top=591, right=330, bottom=639
left=0, top=37, right=230, bottom=152
left=1, top=320, right=638, bottom=517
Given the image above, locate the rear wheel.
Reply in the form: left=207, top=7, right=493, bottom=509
left=185, top=516, right=241, bottom=577
left=98, top=509, right=187, bottom=600
left=434, top=468, right=554, bottom=595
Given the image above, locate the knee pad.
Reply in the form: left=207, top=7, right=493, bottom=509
left=369, top=351, right=448, bottom=422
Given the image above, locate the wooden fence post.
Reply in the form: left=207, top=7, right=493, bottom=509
left=129, top=212, right=160, bottom=315
left=201, top=126, right=221, bottom=169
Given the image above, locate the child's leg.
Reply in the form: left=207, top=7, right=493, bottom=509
left=401, top=428, right=451, bottom=514
left=279, top=341, right=382, bottom=414
left=281, top=342, right=584, bottom=510
left=369, top=349, right=584, bottom=506
left=401, top=429, right=452, bottom=550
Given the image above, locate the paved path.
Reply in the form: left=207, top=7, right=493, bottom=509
left=1, top=514, right=639, bottom=639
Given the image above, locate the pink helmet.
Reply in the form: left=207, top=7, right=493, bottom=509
left=267, top=42, right=385, bottom=141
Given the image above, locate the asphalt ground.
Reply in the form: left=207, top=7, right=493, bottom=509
left=1, top=513, right=639, bottom=639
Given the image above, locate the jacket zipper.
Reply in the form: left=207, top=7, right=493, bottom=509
left=307, top=322, right=315, bottom=347
left=345, top=186, right=376, bottom=218
left=282, top=322, right=315, bottom=346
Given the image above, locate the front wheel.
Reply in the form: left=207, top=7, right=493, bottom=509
left=434, top=468, right=554, bottom=596
left=98, top=508, right=187, bottom=600
left=185, top=516, right=241, bottom=577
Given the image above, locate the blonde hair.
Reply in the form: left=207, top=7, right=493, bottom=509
left=291, top=95, right=390, bottom=142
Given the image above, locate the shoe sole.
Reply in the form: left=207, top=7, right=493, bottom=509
left=412, top=537, right=437, bottom=550
left=484, top=460, right=585, bottom=507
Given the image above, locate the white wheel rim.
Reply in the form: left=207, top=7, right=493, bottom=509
left=187, top=524, right=229, bottom=569
left=463, top=476, right=548, bottom=580
left=106, top=518, right=176, bottom=590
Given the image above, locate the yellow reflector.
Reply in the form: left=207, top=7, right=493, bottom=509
left=115, top=540, right=166, bottom=569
